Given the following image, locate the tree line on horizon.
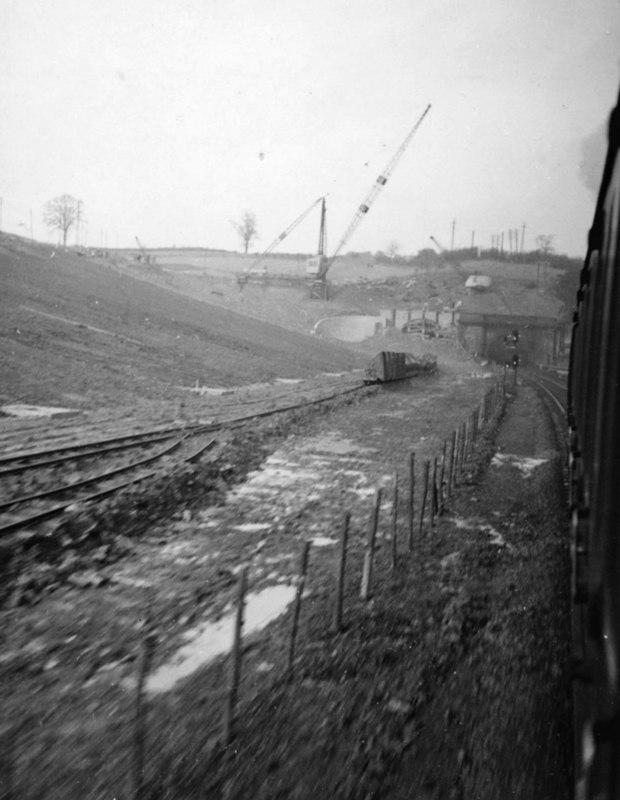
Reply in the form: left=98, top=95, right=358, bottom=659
left=40, top=197, right=578, bottom=270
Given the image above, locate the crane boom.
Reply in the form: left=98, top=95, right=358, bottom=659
left=135, top=236, right=151, bottom=263
left=329, top=103, right=431, bottom=264
left=248, top=196, right=324, bottom=273
left=430, top=235, right=467, bottom=277
left=429, top=235, right=446, bottom=253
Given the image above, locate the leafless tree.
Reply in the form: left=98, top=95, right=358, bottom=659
left=43, top=195, right=81, bottom=246
left=232, top=211, right=259, bottom=254
left=535, top=234, right=554, bottom=256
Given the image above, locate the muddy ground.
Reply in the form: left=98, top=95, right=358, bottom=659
left=0, top=238, right=571, bottom=798
left=0, top=377, right=571, bottom=799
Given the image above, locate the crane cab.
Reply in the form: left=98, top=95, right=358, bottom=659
left=306, top=254, right=328, bottom=277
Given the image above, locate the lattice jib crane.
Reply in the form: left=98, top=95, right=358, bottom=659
left=246, top=196, right=325, bottom=275
left=308, top=103, right=431, bottom=299
left=429, top=235, right=467, bottom=277
left=328, top=103, right=432, bottom=269
left=306, top=197, right=328, bottom=279
left=135, top=236, right=150, bottom=263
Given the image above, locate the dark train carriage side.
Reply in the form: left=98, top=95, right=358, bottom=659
left=569, top=86, right=620, bottom=799
left=364, top=351, right=437, bottom=383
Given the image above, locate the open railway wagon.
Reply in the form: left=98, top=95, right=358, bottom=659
left=568, top=84, right=620, bottom=799
left=364, top=351, right=437, bottom=383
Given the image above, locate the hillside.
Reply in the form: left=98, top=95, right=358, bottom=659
left=0, top=235, right=367, bottom=412
left=120, top=249, right=571, bottom=337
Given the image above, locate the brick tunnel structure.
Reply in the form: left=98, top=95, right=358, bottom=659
left=457, top=311, right=569, bottom=366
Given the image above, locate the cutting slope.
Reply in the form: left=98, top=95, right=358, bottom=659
left=0, top=235, right=366, bottom=409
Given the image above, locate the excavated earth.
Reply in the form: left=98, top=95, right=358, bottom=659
left=0, top=238, right=572, bottom=799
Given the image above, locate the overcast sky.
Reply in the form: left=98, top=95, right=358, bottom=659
left=2, top=0, right=620, bottom=257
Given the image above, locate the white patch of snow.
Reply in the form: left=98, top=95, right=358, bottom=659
left=449, top=516, right=508, bottom=548
left=490, top=453, right=548, bottom=477
left=188, top=386, right=231, bottom=396
left=233, top=522, right=272, bottom=533
left=1, top=404, right=79, bottom=418
left=146, top=584, right=296, bottom=694
left=311, top=537, right=338, bottom=547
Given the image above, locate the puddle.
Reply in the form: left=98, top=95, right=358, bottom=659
left=208, top=431, right=381, bottom=543
left=297, top=433, right=376, bottom=456
left=311, top=537, right=338, bottom=547
left=275, top=378, right=304, bottom=384
left=234, top=465, right=322, bottom=494
left=490, top=453, right=548, bottom=477
left=0, top=404, right=79, bottom=418
left=233, top=522, right=272, bottom=533
left=146, top=584, right=296, bottom=694
left=187, top=386, right=231, bottom=396
left=229, top=435, right=376, bottom=509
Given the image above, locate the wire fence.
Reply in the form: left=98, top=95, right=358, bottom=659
left=2, top=376, right=507, bottom=798
left=126, top=377, right=506, bottom=797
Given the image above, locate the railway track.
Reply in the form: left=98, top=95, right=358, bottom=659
left=525, top=369, right=568, bottom=421
left=0, top=427, right=186, bottom=474
left=0, top=378, right=370, bottom=537
left=523, top=368, right=569, bottom=488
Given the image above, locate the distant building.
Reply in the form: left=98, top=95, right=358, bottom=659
left=457, top=290, right=567, bottom=365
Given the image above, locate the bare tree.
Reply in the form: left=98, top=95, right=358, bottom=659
left=535, top=234, right=554, bottom=256
left=232, top=211, right=259, bottom=254
left=43, top=195, right=81, bottom=246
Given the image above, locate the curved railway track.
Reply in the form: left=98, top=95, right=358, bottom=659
left=0, top=427, right=184, bottom=474
left=0, top=378, right=370, bottom=537
left=525, top=369, right=568, bottom=420
left=522, top=368, right=568, bottom=488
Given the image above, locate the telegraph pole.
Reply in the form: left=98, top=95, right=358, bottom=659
left=520, top=223, right=526, bottom=253
left=451, top=218, right=456, bottom=250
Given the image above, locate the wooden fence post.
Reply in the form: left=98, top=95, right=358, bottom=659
left=288, top=541, right=311, bottom=679
left=223, top=567, right=248, bottom=745
left=360, top=488, right=382, bottom=600
left=465, top=418, right=472, bottom=460
left=418, top=461, right=430, bottom=537
left=430, top=458, right=438, bottom=528
left=449, top=428, right=457, bottom=493
left=459, top=422, right=467, bottom=471
left=132, top=615, right=156, bottom=800
left=439, top=440, right=447, bottom=513
left=332, top=512, right=351, bottom=633
left=391, top=472, right=398, bottom=570
left=408, top=452, right=415, bottom=551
